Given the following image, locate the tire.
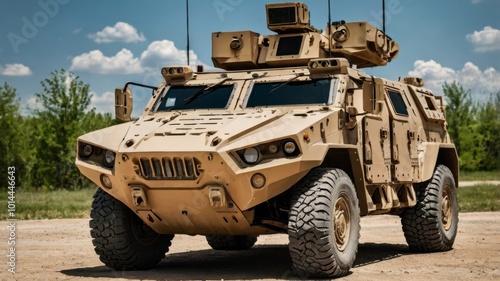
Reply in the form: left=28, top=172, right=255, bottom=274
left=90, top=188, right=174, bottom=270
left=401, top=165, right=458, bottom=252
left=288, top=168, right=360, bottom=278
left=206, top=235, right=258, bottom=250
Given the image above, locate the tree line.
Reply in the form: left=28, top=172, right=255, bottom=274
left=1, top=69, right=116, bottom=190
left=444, top=82, right=500, bottom=171
left=1, top=70, right=499, bottom=190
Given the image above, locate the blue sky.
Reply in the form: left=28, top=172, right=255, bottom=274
left=1, top=0, right=499, bottom=114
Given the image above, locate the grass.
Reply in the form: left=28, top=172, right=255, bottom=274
left=457, top=184, right=500, bottom=212
left=0, top=180, right=499, bottom=220
left=0, top=188, right=96, bottom=220
left=460, top=170, right=500, bottom=181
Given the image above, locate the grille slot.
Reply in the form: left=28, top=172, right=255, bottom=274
left=139, top=156, right=201, bottom=180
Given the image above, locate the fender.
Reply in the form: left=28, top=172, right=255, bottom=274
left=419, top=142, right=459, bottom=186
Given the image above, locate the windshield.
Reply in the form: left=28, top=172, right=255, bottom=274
left=245, top=79, right=332, bottom=107
left=155, top=84, right=235, bottom=112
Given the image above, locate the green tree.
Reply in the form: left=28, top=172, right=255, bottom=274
left=476, top=92, right=500, bottom=170
left=17, top=115, right=41, bottom=189
left=81, top=109, right=116, bottom=133
left=1, top=71, right=116, bottom=190
left=443, top=82, right=483, bottom=171
left=30, top=69, right=113, bottom=189
left=0, top=83, right=24, bottom=188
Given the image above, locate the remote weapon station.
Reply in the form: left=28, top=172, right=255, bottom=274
left=76, top=2, right=458, bottom=278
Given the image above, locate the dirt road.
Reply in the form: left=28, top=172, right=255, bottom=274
left=1, top=212, right=499, bottom=281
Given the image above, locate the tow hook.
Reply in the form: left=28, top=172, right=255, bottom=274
left=209, top=186, right=227, bottom=208
left=131, top=186, right=148, bottom=207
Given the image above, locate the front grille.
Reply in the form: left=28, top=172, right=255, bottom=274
left=138, top=156, right=202, bottom=180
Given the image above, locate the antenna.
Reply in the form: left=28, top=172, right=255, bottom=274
left=382, top=0, right=386, bottom=34
left=186, top=0, right=190, bottom=65
left=328, top=0, right=332, bottom=58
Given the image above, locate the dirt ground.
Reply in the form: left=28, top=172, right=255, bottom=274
left=1, top=212, right=499, bottom=281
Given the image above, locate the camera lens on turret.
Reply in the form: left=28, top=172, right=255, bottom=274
left=230, top=38, right=243, bottom=50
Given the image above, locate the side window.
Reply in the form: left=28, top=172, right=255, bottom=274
left=387, top=90, right=408, bottom=116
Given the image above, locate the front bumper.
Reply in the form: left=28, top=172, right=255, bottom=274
left=76, top=149, right=320, bottom=235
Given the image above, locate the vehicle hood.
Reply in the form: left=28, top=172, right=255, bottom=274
left=118, top=109, right=332, bottom=153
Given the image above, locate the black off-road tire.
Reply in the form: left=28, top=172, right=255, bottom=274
left=90, top=188, right=174, bottom=270
left=401, top=165, right=458, bottom=252
left=206, top=235, right=258, bottom=250
left=288, top=168, right=360, bottom=278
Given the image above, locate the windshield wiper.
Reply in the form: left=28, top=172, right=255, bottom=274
left=269, top=73, right=305, bottom=93
left=184, top=77, right=232, bottom=105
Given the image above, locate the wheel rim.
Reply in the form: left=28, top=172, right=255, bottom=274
left=131, top=215, right=160, bottom=246
left=441, top=184, right=453, bottom=231
left=334, top=195, right=351, bottom=252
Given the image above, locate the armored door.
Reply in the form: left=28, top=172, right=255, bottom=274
left=362, top=110, right=391, bottom=184
left=385, top=88, right=416, bottom=182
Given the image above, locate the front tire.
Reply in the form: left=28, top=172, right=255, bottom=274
left=90, top=188, right=174, bottom=270
left=288, top=168, right=360, bottom=278
left=206, top=235, right=258, bottom=250
left=401, top=165, right=459, bottom=252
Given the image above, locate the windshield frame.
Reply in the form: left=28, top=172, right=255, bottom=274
left=152, top=82, right=238, bottom=112
left=242, top=77, right=338, bottom=108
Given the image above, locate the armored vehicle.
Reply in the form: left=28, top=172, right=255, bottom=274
left=76, top=2, right=459, bottom=278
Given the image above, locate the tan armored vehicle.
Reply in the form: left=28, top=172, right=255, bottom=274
left=76, top=2, right=459, bottom=278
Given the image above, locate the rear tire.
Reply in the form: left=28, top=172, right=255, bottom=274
left=90, top=188, right=174, bottom=270
left=288, top=168, right=360, bottom=278
left=206, top=235, right=258, bottom=250
left=401, top=165, right=458, bottom=252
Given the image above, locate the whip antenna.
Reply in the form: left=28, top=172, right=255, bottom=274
left=186, top=0, right=190, bottom=65
left=382, top=0, right=386, bottom=34
left=328, top=0, right=332, bottom=58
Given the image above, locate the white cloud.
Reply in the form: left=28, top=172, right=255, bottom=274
left=70, top=48, right=142, bottom=74
left=90, top=91, right=115, bottom=114
left=409, top=60, right=500, bottom=99
left=466, top=26, right=500, bottom=52
left=88, top=22, right=146, bottom=43
left=139, top=40, right=200, bottom=69
left=0, top=63, right=32, bottom=76
left=26, top=95, right=43, bottom=112
left=70, top=39, right=209, bottom=75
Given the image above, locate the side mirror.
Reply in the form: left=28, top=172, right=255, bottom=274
left=115, top=87, right=133, bottom=122
left=362, top=78, right=385, bottom=114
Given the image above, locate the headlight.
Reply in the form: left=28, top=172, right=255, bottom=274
left=243, top=147, right=260, bottom=164
left=251, top=173, right=266, bottom=188
left=234, top=138, right=301, bottom=166
left=283, top=141, right=296, bottom=154
left=103, top=150, right=116, bottom=168
left=100, top=174, right=113, bottom=189
left=78, top=141, right=116, bottom=169
left=80, top=144, right=93, bottom=158
left=283, top=140, right=300, bottom=157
